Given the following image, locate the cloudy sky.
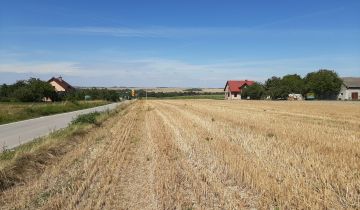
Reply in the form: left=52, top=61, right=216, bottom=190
left=0, top=0, right=359, bottom=87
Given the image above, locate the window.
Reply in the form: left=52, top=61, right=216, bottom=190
left=234, top=93, right=237, bottom=97
left=228, top=92, right=230, bottom=97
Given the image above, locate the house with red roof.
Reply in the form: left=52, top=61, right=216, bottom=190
left=224, top=80, right=254, bottom=100
left=48, top=76, right=75, bottom=93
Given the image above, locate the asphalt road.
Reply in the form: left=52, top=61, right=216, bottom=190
left=0, top=103, right=120, bottom=151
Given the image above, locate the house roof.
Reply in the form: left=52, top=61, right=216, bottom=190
left=224, top=80, right=254, bottom=92
left=48, top=77, right=74, bottom=91
left=342, top=77, right=360, bottom=88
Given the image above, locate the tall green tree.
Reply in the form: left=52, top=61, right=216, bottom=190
left=0, top=84, right=9, bottom=99
left=27, top=78, right=58, bottom=102
left=241, top=82, right=265, bottom=99
left=265, top=74, right=305, bottom=99
left=265, top=76, right=282, bottom=99
left=304, top=69, right=342, bottom=99
left=281, top=74, right=305, bottom=95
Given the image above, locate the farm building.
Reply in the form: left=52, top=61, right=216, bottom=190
left=48, top=76, right=74, bottom=93
left=224, top=80, right=254, bottom=100
left=288, top=93, right=303, bottom=100
left=338, top=77, right=360, bottom=100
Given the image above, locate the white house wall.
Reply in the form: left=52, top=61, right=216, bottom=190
left=346, top=89, right=360, bottom=100
left=224, top=85, right=241, bottom=100
left=224, top=85, right=229, bottom=99
left=338, top=85, right=360, bottom=100
left=230, top=93, right=241, bottom=100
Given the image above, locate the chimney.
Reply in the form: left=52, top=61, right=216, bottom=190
left=58, top=76, right=63, bottom=81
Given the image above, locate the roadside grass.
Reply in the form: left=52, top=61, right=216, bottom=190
left=71, top=111, right=101, bottom=125
left=146, top=94, right=224, bottom=100
left=0, top=100, right=109, bottom=125
left=0, top=102, right=130, bottom=191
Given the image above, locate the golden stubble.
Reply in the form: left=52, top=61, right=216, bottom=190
left=1, top=100, right=359, bottom=209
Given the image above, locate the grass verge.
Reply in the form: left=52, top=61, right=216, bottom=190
left=0, top=101, right=130, bottom=191
left=0, top=100, right=109, bottom=125
left=146, top=94, right=224, bottom=100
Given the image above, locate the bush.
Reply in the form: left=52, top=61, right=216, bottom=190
left=64, top=88, right=120, bottom=102
left=184, top=88, right=203, bottom=92
left=71, top=112, right=100, bottom=125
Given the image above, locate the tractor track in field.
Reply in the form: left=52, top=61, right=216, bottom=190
left=0, top=100, right=256, bottom=209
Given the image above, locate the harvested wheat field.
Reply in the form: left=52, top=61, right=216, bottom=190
left=1, top=100, right=360, bottom=209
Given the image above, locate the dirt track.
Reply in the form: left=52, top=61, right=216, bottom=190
left=1, top=100, right=359, bottom=209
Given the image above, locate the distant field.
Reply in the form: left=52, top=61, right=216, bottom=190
left=146, top=87, right=224, bottom=93
left=107, top=87, right=224, bottom=93
left=0, top=101, right=109, bottom=125
left=147, top=94, right=224, bottom=100
left=1, top=100, right=359, bottom=209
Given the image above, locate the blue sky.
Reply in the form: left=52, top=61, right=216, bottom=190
left=0, top=0, right=359, bottom=87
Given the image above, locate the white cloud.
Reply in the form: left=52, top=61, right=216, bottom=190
left=0, top=62, right=80, bottom=75
left=0, top=56, right=359, bottom=87
left=0, top=58, right=267, bottom=86
left=7, top=26, right=360, bottom=39
left=34, top=26, right=252, bottom=38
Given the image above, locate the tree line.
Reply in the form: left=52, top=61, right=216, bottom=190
left=135, top=89, right=221, bottom=98
left=0, top=78, right=58, bottom=102
left=0, top=69, right=344, bottom=102
left=0, top=78, right=122, bottom=102
left=241, top=69, right=343, bottom=100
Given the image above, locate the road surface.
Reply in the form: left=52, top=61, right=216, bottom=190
left=0, top=102, right=120, bottom=151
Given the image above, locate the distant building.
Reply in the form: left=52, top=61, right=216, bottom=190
left=224, top=80, right=254, bottom=100
left=288, top=93, right=303, bottom=101
left=338, top=77, right=360, bottom=100
left=48, top=76, right=74, bottom=93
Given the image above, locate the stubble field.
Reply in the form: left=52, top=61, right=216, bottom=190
left=1, top=100, right=359, bottom=209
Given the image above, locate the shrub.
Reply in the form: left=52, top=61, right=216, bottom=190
left=184, top=88, right=203, bottom=92
left=71, top=112, right=100, bottom=125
